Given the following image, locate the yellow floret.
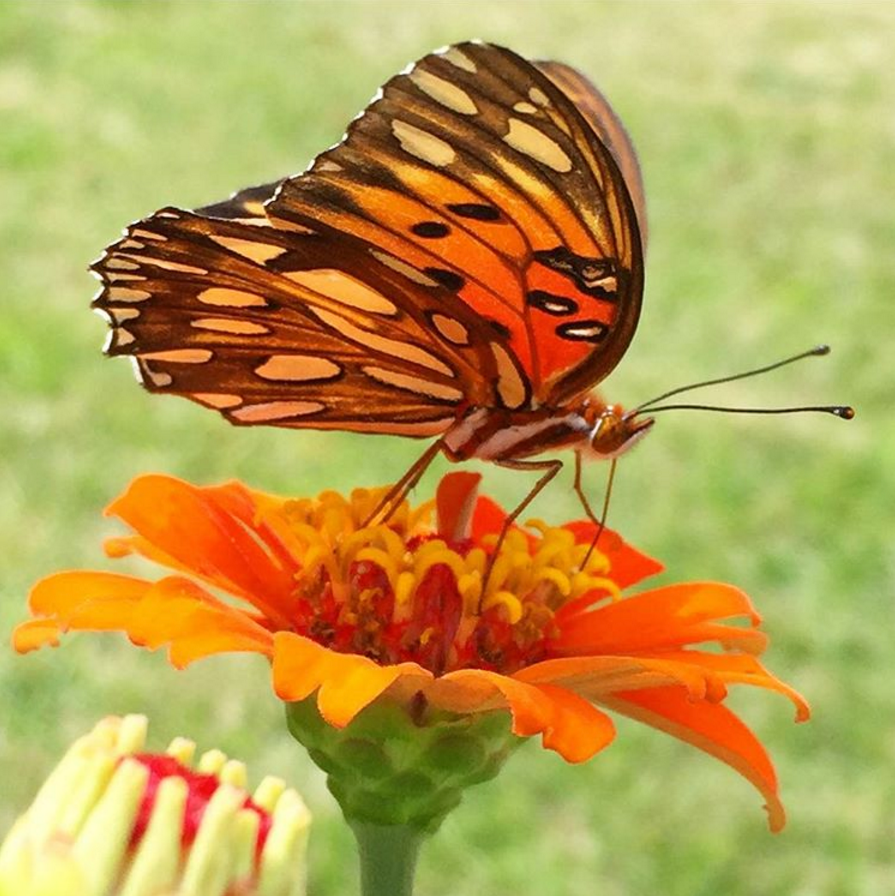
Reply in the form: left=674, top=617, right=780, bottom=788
left=482, top=590, right=523, bottom=624
left=282, top=484, right=615, bottom=640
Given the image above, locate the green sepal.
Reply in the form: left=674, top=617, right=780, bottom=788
left=285, top=697, right=522, bottom=832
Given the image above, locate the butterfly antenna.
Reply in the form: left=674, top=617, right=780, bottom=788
left=634, top=344, right=855, bottom=419
left=643, top=403, right=854, bottom=417
left=636, top=344, right=828, bottom=411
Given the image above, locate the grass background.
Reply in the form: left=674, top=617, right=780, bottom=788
left=1, top=2, right=892, bottom=894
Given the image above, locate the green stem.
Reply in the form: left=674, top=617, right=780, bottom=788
left=350, top=821, right=427, bottom=896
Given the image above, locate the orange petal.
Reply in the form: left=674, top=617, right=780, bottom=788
left=12, top=619, right=62, bottom=652
left=436, top=472, right=482, bottom=541
left=106, top=475, right=299, bottom=627
left=271, top=633, right=431, bottom=726
left=274, top=639, right=615, bottom=761
left=28, top=571, right=152, bottom=616
left=532, top=683, right=616, bottom=762
left=471, top=495, right=507, bottom=541
left=429, top=669, right=615, bottom=761
left=641, top=650, right=810, bottom=720
left=205, top=481, right=314, bottom=570
left=555, top=582, right=762, bottom=654
left=127, top=577, right=275, bottom=666
left=317, top=661, right=433, bottom=728
left=515, top=654, right=718, bottom=699
left=16, top=570, right=273, bottom=667
left=21, top=571, right=153, bottom=641
left=516, top=650, right=808, bottom=721
left=601, top=687, right=787, bottom=832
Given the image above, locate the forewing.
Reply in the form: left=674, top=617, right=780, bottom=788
left=536, top=59, right=647, bottom=249
left=92, top=208, right=504, bottom=436
left=268, top=41, right=644, bottom=408
left=194, top=180, right=282, bottom=223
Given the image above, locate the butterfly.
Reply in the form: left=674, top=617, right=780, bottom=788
left=93, top=41, right=652, bottom=526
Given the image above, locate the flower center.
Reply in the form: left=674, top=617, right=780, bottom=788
left=280, top=487, right=620, bottom=676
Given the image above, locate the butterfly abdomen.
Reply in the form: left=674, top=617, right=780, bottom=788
left=442, top=406, right=592, bottom=462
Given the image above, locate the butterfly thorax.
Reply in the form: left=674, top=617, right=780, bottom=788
left=442, top=401, right=653, bottom=463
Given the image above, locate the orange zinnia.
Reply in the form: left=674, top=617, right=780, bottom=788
left=14, top=471, right=806, bottom=832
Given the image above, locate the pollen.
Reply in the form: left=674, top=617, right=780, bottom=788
left=276, top=484, right=617, bottom=676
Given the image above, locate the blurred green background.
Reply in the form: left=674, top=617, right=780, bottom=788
left=1, top=2, right=891, bottom=894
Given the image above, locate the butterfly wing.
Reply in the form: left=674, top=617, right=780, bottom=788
left=92, top=207, right=512, bottom=436
left=94, top=42, right=643, bottom=432
left=268, top=41, right=644, bottom=409
left=194, top=181, right=282, bottom=223
left=535, top=59, right=647, bottom=250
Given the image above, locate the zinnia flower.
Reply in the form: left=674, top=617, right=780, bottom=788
left=14, top=471, right=806, bottom=833
left=0, top=714, right=311, bottom=896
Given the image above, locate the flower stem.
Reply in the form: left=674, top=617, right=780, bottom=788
left=350, top=821, right=426, bottom=896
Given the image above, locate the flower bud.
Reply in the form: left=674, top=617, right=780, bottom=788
left=0, top=716, right=311, bottom=896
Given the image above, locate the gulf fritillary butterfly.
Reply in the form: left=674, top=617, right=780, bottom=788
left=92, top=41, right=654, bottom=521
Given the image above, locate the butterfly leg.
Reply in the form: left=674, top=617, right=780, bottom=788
left=363, top=438, right=445, bottom=527
left=572, top=450, right=601, bottom=526
left=577, top=456, right=618, bottom=569
left=479, top=458, right=564, bottom=603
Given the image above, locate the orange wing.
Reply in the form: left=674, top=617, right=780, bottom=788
left=93, top=42, right=644, bottom=431
left=268, top=41, right=644, bottom=407
left=193, top=181, right=282, bottom=223
left=535, top=59, right=648, bottom=250
left=93, top=208, right=519, bottom=436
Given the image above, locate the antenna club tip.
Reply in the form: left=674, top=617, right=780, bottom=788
left=837, top=406, right=856, bottom=420
left=813, top=344, right=831, bottom=356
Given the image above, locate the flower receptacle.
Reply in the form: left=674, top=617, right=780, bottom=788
left=285, top=696, right=523, bottom=833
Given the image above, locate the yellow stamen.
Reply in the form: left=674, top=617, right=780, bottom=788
left=338, top=526, right=381, bottom=562
left=289, top=522, right=331, bottom=548
left=353, top=548, right=400, bottom=588
left=569, top=573, right=622, bottom=603
left=534, top=567, right=572, bottom=597
left=395, top=572, right=417, bottom=607
left=413, top=545, right=468, bottom=582
left=457, top=572, right=482, bottom=609
left=298, top=544, right=340, bottom=588
left=482, top=590, right=523, bottom=624
left=407, top=498, right=435, bottom=531
left=322, top=506, right=351, bottom=542
left=484, top=551, right=514, bottom=594
left=528, top=520, right=576, bottom=549
left=573, top=542, right=611, bottom=575
left=464, top=547, right=487, bottom=575
left=277, top=482, right=622, bottom=660
left=374, top=526, right=409, bottom=563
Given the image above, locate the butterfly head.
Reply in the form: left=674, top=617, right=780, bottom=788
left=585, top=404, right=654, bottom=459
